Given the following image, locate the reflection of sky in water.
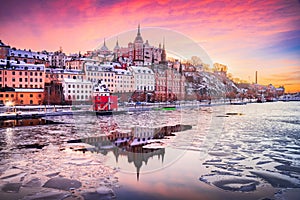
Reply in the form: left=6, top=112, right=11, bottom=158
left=5, top=128, right=14, bottom=149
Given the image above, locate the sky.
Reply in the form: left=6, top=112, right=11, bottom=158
left=0, top=0, right=299, bottom=92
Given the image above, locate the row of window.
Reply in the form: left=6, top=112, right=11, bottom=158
left=10, top=78, right=43, bottom=82
left=0, top=83, right=42, bottom=88
left=0, top=93, right=41, bottom=98
left=67, top=90, right=91, bottom=94
left=67, top=84, right=92, bottom=89
left=136, top=86, right=154, bottom=90
left=1, top=71, right=44, bottom=76
left=68, top=95, right=90, bottom=100
left=87, top=72, right=114, bottom=77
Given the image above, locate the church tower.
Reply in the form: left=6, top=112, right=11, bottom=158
left=133, top=24, right=144, bottom=65
left=161, top=37, right=167, bottom=63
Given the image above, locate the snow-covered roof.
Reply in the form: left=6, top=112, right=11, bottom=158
left=129, top=66, right=154, bottom=75
left=45, top=68, right=83, bottom=74
left=63, top=78, right=91, bottom=84
left=115, top=69, right=132, bottom=76
left=9, top=49, right=48, bottom=60
left=93, top=79, right=110, bottom=93
left=0, top=59, right=45, bottom=70
left=14, top=88, right=44, bottom=92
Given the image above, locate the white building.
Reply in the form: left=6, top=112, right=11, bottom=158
left=129, top=66, right=155, bottom=91
left=62, top=78, right=93, bottom=103
left=114, top=69, right=134, bottom=93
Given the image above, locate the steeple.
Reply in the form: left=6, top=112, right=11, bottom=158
left=134, top=24, right=143, bottom=43
left=114, top=37, right=120, bottom=50
left=100, top=38, right=109, bottom=51
left=161, top=37, right=167, bottom=64
left=137, top=23, right=141, bottom=36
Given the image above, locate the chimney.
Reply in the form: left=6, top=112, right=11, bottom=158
left=255, top=71, right=258, bottom=84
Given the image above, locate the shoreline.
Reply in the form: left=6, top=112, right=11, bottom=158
left=1, top=99, right=292, bottom=121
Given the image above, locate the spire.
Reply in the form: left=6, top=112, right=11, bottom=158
left=114, top=37, right=120, bottom=50
left=134, top=23, right=143, bottom=43
left=163, top=37, right=165, bottom=50
left=100, top=37, right=109, bottom=51
left=137, top=23, right=141, bottom=36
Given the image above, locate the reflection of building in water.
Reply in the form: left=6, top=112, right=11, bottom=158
left=82, top=124, right=187, bottom=180
left=0, top=118, right=49, bottom=128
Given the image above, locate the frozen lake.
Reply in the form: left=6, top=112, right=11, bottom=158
left=0, top=101, right=299, bottom=199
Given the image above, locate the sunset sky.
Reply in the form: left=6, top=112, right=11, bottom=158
left=0, top=0, right=299, bottom=92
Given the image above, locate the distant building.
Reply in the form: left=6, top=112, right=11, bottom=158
left=48, top=49, right=67, bottom=68
left=213, top=63, right=227, bottom=76
left=8, top=48, right=49, bottom=67
left=94, top=25, right=164, bottom=66
left=0, top=40, right=10, bottom=59
left=65, top=57, right=89, bottom=71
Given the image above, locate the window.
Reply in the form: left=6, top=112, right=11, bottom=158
left=25, top=72, right=27, bottom=76
left=30, top=94, right=33, bottom=98
left=38, top=94, right=42, bottom=98
left=19, top=78, right=22, bottom=82
left=5, top=94, right=9, bottom=97
left=40, top=78, right=42, bottom=82
left=35, top=72, right=37, bottom=76
left=20, top=100, right=23, bottom=104
left=30, top=78, right=33, bottom=82
left=30, top=72, right=33, bottom=76
left=12, top=71, right=15, bottom=75
left=19, top=71, right=22, bottom=75
left=12, top=78, right=15, bottom=82
left=25, top=78, right=28, bottom=82
left=30, top=100, right=33, bottom=104
left=20, top=94, right=23, bottom=98
left=11, top=94, right=14, bottom=97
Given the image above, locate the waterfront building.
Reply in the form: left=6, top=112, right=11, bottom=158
left=0, top=88, right=44, bottom=106
left=0, top=59, right=45, bottom=89
left=152, top=64, right=185, bottom=101
left=62, top=78, right=93, bottom=104
left=84, top=61, right=117, bottom=93
left=44, top=68, right=84, bottom=104
left=114, top=68, right=134, bottom=93
left=129, top=66, right=155, bottom=91
left=0, top=59, right=45, bottom=105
